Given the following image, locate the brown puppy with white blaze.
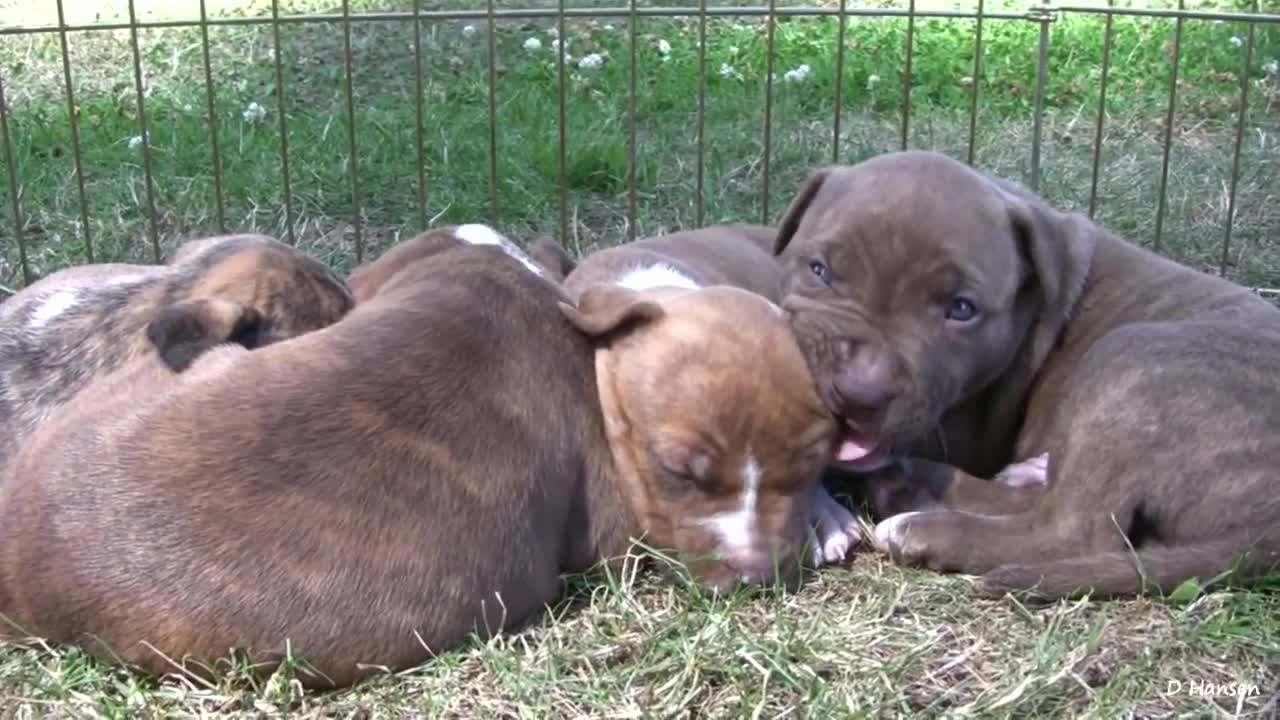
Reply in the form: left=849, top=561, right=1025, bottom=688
left=550, top=224, right=863, bottom=567
left=773, top=150, right=1280, bottom=600
left=0, top=225, right=835, bottom=688
left=0, top=233, right=355, bottom=472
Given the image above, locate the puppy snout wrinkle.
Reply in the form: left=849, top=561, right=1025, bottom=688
left=833, top=346, right=899, bottom=423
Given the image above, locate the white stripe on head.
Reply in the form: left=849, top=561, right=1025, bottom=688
left=455, top=223, right=546, bottom=277
left=616, top=263, right=699, bottom=291
left=701, top=452, right=762, bottom=555
left=29, top=290, right=80, bottom=328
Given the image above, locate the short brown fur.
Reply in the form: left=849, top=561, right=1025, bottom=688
left=773, top=150, right=1280, bottom=600
left=0, top=227, right=834, bottom=687
left=0, top=233, right=354, bottom=472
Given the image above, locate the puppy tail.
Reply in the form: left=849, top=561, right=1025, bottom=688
left=981, top=527, right=1280, bottom=601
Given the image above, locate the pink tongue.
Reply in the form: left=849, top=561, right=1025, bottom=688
left=836, top=432, right=877, bottom=462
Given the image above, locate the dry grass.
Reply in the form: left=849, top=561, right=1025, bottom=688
left=0, top=0, right=1278, bottom=716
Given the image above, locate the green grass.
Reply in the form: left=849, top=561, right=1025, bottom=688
left=0, top=550, right=1276, bottom=716
left=0, top=0, right=1277, bottom=285
left=1, top=0, right=1279, bottom=715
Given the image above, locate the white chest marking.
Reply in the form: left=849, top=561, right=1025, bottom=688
left=616, top=263, right=699, bottom=291
left=455, top=223, right=547, bottom=277
left=29, top=290, right=80, bottom=328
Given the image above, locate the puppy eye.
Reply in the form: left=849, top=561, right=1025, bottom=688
left=945, top=297, right=979, bottom=323
left=808, top=259, right=833, bottom=286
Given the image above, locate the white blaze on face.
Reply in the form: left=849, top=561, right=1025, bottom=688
left=616, top=263, right=699, bottom=292
left=701, top=452, right=763, bottom=559
left=29, top=290, right=80, bottom=328
left=454, top=223, right=547, bottom=277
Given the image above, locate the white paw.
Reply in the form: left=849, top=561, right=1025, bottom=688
left=873, top=511, right=923, bottom=554
left=808, top=485, right=860, bottom=566
left=994, top=452, right=1050, bottom=488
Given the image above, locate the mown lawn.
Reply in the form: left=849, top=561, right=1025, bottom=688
left=0, top=0, right=1277, bottom=716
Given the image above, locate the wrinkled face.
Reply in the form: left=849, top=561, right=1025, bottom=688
left=602, top=288, right=838, bottom=592
left=774, top=154, right=1040, bottom=472
left=184, top=239, right=357, bottom=348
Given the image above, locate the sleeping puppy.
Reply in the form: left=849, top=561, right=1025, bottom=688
left=0, top=225, right=836, bottom=688
left=544, top=224, right=862, bottom=567
left=0, top=233, right=355, bottom=471
left=772, top=150, right=1280, bottom=599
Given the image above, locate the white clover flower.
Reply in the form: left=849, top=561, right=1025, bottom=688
left=524, top=37, right=543, bottom=52
left=657, top=39, right=671, bottom=56
left=783, top=63, right=811, bottom=83
left=1265, top=58, right=1279, bottom=75
left=1230, top=36, right=1244, bottom=48
left=603, top=24, right=615, bottom=31
left=462, top=24, right=477, bottom=38
left=719, top=63, right=741, bottom=80
left=578, top=53, right=605, bottom=70
left=242, top=101, right=267, bottom=124
left=867, top=73, right=881, bottom=90
left=127, top=133, right=147, bottom=150
left=547, top=27, right=558, bottom=38
left=728, top=46, right=739, bottom=56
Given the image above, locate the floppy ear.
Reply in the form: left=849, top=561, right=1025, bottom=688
left=527, top=235, right=577, bottom=283
left=1003, top=190, right=1095, bottom=376
left=773, top=167, right=832, bottom=256
left=145, top=297, right=263, bottom=372
left=559, top=284, right=666, bottom=338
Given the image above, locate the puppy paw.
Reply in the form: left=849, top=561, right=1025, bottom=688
left=807, top=485, right=861, bottom=567
left=994, top=452, right=1049, bottom=488
left=872, top=511, right=931, bottom=564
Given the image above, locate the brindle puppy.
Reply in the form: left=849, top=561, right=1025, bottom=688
left=0, top=234, right=354, bottom=471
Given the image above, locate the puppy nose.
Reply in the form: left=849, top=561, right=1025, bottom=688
left=833, top=349, right=899, bottom=420
left=727, top=549, right=793, bottom=587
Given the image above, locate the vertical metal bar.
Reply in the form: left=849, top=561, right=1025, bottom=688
left=1028, top=0, right=1051, bottom=193
left=412, top=0, right=427, bottom=230
left=761, top=0, right=778, bottom=224
left=1153, top=0, right=1185, bottom=253
left=626, top=0, right=638, bottom=240
left=832, top=0, right=848, bottom=164
left=341, top=0, right=363, bottom=263
left=695, top=0, right=707, bottom=226
left=56, top=0, right=93, bottom=261
left=1221, top=2, right=1257, bottom=277
left=128, top=0, right=160, bottom=262
left=965, top=0, right=985, bottom=165
left=899, top=0, right=916, bottom=151
left=1029, top=1, right=1049, bottom=192
left=270, top=0, right=296, bottom=244
left=485, top=0, right=499, bottom=222
left=1087, top=0, right=1114, bottom=219
left=556, top=0, right=568, bottom=245
left=198, top=0, right=226, bottom=234
left=0, top=68, right=31, bottom=286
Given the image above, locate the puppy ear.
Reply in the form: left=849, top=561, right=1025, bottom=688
left=773, top=167, right=832, bottom=256
left=146, top=298, right=263, bottom=372
left=559, top=284, right=666, bottom=338
left=527, top=235, right=577, bottom=283
left=1004, top=191, right=1095, bottom=374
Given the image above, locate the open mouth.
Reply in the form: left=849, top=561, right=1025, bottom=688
left=831, top=424, right=896, bottom=473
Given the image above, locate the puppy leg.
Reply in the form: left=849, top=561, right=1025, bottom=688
left=861, top=458, right=1045, bottom=519
left=807, top=484, right=861, bottom=566
left=981, top=526, right=1280, bottom=600
left=993, top=452, right=1049, bottom=488
left=872, top=506, right=1124, bottom=577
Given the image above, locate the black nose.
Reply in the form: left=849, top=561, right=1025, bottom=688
left=832, top=348, right=899, bottom=422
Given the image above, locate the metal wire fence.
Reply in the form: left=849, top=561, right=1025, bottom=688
left=0, top=1, right=1277, bottom=291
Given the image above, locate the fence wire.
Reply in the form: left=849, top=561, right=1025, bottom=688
left=0, top=2, right=1277, bottom=288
